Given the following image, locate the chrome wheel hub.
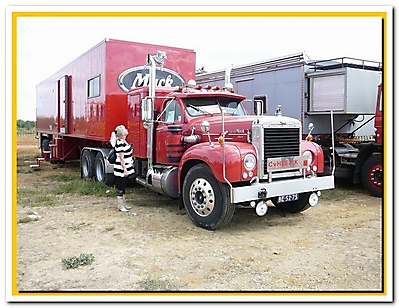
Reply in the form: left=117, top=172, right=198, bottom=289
left=189, top=178, right=215, bottom=217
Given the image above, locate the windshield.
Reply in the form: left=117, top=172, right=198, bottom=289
left=183, top=97, right=247, bottom=117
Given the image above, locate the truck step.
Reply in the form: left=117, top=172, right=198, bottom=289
left=30, top=157, right=46, bottom=169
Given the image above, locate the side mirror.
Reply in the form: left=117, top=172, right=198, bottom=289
left=141, top=97, right=153, bottom=122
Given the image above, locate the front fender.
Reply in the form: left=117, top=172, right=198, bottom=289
left=179, top=142, right=257, bottom=185
left=301, top=140, right=324, bottom=174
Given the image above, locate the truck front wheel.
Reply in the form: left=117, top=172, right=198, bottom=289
left=272, top=193, right=311, bottom=213
left=362, top=153, right=382, bottom=197
left=182, top=163, right=235, bottom=230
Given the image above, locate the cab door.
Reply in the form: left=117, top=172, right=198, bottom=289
left=155, top=99, right=185, bottom=165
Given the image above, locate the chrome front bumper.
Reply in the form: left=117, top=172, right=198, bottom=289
left=230, top=175, right=335, bottom=204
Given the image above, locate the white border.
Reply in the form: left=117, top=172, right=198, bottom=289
left=5, top=4, right=394, bottom=304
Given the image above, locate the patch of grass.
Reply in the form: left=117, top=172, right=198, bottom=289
left=62, top=253, right=95, bottom=270
left=18, top=177, right=114, bottom=209
left=17, top=127, right=36, bottom=135
left=321, top=188, right=348, bottom=201
left=17, top=188, right=56, bottom=207
left=136, top=276, right=179, bottom=291
left=17, top=168, right=33, bottom=174
left=67, top=222, right=92, bottom=232
left=47, top=173, right=77, bottom=182
left=53, top=179, right=113, bottom=197
left=18, top=217, right=34, bottom=224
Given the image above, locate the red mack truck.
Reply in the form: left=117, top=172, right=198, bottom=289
left=35, top=40, right=335, bottom=230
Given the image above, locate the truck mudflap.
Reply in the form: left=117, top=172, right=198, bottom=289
left=230, top=175, right=335, bottom=204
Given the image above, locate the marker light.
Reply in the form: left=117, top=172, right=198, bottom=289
left=187, top=79, right=196, bottom=87
left=225, top=82, right=233, bottom=91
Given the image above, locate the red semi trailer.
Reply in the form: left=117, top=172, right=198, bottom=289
left=35, top=38, right=196, bottom=184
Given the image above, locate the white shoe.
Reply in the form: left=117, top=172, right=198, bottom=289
left=122, top=195, right=131, bottom=209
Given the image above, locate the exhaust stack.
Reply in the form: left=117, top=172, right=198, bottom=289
left=225, top=64, right=234, bottom=90
left=145, top=51, right=167, bottom=178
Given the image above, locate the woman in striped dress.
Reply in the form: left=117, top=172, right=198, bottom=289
left=110, top=125, right=135, bottom=212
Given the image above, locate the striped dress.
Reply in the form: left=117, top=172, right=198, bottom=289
left=113, top=139, right=135, bottom=177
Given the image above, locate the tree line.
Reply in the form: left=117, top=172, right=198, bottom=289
left=17, top=119, right=36, bottom=133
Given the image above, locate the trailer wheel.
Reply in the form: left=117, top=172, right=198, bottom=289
left=94, top=152, right=115, bottom=186
left=362, top=153, right=382, bottom=197
left=272, top=193, right=311, bottom=213
left=182, top=163, right=235, bottom=230
left=81, top=150, right=95, bottom=180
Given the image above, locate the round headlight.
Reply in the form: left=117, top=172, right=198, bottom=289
left=244, top=154, right=256, bottom=171
left=200, top=121, right=210, bottom=132
left=303, top=150, right=313, bottom=166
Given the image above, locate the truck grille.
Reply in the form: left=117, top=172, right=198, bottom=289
left=263, top=128, right=300, bottom=173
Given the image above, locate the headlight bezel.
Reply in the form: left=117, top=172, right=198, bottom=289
left=303, top=150, right=313, bottom=166
left=244, top=153, right=256, bottom=171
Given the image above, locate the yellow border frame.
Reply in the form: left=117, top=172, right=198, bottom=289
left=11, top=10, right=389, bottom=300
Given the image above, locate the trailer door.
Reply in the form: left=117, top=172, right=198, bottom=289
left=58, top=75, right=71, bottom=134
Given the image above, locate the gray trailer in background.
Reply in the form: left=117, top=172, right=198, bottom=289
left=196, top=53, right=383, bottom=196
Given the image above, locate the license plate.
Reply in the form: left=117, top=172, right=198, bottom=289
left=277, top=194, right=299, bottom=203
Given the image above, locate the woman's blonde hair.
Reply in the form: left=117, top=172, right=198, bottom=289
left=110, top=125, right=127, bottom=147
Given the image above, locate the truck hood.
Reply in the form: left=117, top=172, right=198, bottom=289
left=189, top=114, right=301, bottom=135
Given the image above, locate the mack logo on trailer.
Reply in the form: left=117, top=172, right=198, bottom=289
left=118, top=66, right=186, bottom=93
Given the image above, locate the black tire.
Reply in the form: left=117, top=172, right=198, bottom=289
left=41, top=139, right=50, bottom=152
left=94, top=152, right=115, bottom=186
left=272, top=193, right=311, bottom=213
left=182, top=163, right=235, bottom=230
left=81, top=150, right=95, bottom=180
left=362, top=153, right=382, bottom=197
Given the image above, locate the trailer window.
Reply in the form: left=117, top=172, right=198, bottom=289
left=88, top=76, right=100, bottom=98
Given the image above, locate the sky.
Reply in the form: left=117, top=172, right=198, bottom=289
left=10, top=7, right=386, bottom=121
